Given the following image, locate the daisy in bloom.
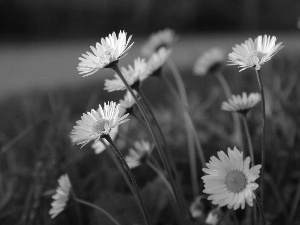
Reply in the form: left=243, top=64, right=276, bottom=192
left=92, top=126, right=119, bottom=154
left=141, top=28, right=177, bottom=56
left=221, top=92, right=261, bottom=115
left=77, top=31, right=133, bottom=76
left=228, top=35, right=284, bottom=71
left=146, top=47, right=172, bottom=78
left=70, top=102, right=129, bottom=147
left=125, top=141, right=152, bottom=168
left=104, top=57, right=149, bottom=92
left=202, top=147, right=261, bottom=210
left=119, top=91, right=137, bottom=115
left=193, top=48, right=225, bottom=76
left=49, top=174, right=71, bottom=219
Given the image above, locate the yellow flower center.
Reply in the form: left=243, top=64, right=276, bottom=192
left=225, top=170, right=247, bottom=193
left=250, top=51, right=268, bottom=61
left=92, top=119, right=110, bottom=134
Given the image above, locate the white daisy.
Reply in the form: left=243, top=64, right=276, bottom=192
left=70, top=102, right=129, bottom=147
left=202, top=147, right=261, bottom=210
left=228, top=35, right=284, bottom=71
left=104, top=57, right=148, bottom=92
left=189, top=195, right=206, bottom=219
left=141, top=28, right=177, bottom=56
left=125, top=141, right=152, bottom=169
left=193, top=48, right=225, bottom=76
left=77, top=31, right=133, bottom=76
left=205, top=208, right=222, bottom=225
left=91, top=126, right=119, bottom=154
left=221, top=92, right=261, bottom=115
left=49, top=174, right=71, bottom=219
left=119, top=90, right=137, bottom=115
left=146, top=48, right=172, bottom=78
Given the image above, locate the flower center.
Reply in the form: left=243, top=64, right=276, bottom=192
left=92, top=119, right=110, bottom=134
left=250, top=51, right=268, bottom=61
left=225, top=170, right=247, bottom=193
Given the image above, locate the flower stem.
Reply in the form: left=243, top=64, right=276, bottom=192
left=254, top=192, right=267, bottom=225
left=103, top=134, right=152, bottom=225
left=241, top=115, right=255, bottom=165
left=216, top=72, right=243, bottom=148
left=74, top=197, right=121, bottom=225
left=112, top=64, right=189, bottom=225
left=147, top=161, right=174, bottom=198
left=255, top=69, right=266, bottom=207
left=288, top=176, right=300, bottom=224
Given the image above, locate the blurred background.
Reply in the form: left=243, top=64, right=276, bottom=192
left=1, top=0, right=300, bottom=101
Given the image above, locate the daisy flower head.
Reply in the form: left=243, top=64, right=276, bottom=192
left=146, top=47, right=172, bottom=78
left=221, top=92, right=261, bottom=115
left=141, top=28, right=177, bottom=56
left=104, top=57, right=148, bottom=92
left=125, top=141, right=152, bottom=168
left=70, top=102, right=129, bottom=147
left=228, top=35, right=284, bottom=71
left=49, top=174, right=71, bottom=219
left=193, top=48, right=225, bottom=76
left=119, top=90, right=137, bottom=115
left=77, top=31, right=133, bottom=76
left=202, top=147, right=261, bottom=210
left=92, top=126, right=119, bottom=154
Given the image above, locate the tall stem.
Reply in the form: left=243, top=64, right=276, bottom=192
left=255, top=70, right=266, bottom=206
left=103, top=135, right=151, bottom=225
left=254, top=192, right=267, bottom=225
left=216, top=72, right=243, bottom=148
left=111, top=64, right=189, bottom=225
left=74, top=197, right=121, bottom=225
left=241, top=115, right=255, bottom=165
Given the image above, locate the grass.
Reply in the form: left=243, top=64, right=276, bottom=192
left=0, top=34, right=300, bottom=225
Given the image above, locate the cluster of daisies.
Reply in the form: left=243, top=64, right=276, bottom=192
left=49, top=29, right=283, bottom=224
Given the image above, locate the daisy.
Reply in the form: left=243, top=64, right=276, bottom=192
left=189, top=195, right=206, bottom=219
left=49, top=174, right=71, bottom=219
left=70, top=102, right=129, bottom=147
left=205, top=208, right=222, bottom=225
left=104, top=58, right=148, bottom=92
left=221, top=92, right=261, bottom=115
left=77, top=31, right=133, bottom=76
left=125, top=141, right=152, bottom=168
left=228, top=35, right=284, bottom=71
left=119, top=91, right=137, bottom=115
left=141, top=28, right=177, bottom=56
left=193, top=48, right=225, bottom=76
left=202, top=147, right=261, bottom=210
left=92, top=126, right=119, bottom=154
left=146, top=48, right=172, bottom=78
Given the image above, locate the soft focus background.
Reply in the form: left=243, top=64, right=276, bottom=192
left=1, top=1, right=300, bottom=225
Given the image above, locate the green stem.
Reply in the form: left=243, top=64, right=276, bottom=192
left=241, top=115, right=255, bottom=165
left=216, top=72, right=243, bottom=148
left=147, top=161, right=174, bottom=198
left=103, top=134, right=151, bottom=225
left=255, top=69, right=266, bottom=207
left=74, top=197, right=121, bottom=225
left=111, top=64, right=188, bottom=225
left=288, top=176, right=300, bottom=224
left=254, top=192, right=267, bottom=225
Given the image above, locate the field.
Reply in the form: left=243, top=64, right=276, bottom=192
left=0, top=32, right=300, bottom=225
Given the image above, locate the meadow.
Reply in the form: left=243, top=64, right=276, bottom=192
left=0, top=31, right=299, bottom=225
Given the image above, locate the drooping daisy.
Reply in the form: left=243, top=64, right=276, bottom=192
left=189, top=195, right=206, bottom=219
left=125, top=141, right=152, bottom=168
left=104, top=57, right=148, bottom=92
left=92, top=126, right=119, bottom=154
left=228, top=35, right=284, bottom=71
left=141, top=28, right=177, bottom=56
left=193, top=48, right=225, bottom=76
left=202, top=147, right=261, bottom=210
left=119, top=90, right=137, bottom=115
left=49, top=174, right=71, bottom=219
left=146, top=48, right=172, bottom=78
left=70, top=102, right=129, bottom=147
left=77, top=31, right=133, bottom=76
left=221, top=92, right=261, bottom=115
